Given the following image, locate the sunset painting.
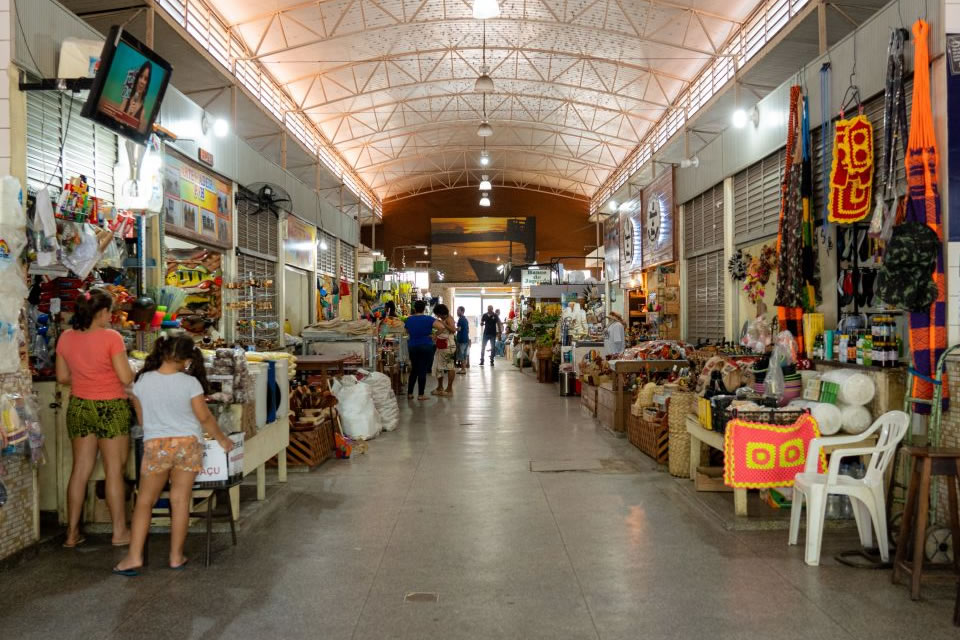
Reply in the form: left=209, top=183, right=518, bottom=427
left=431, top=217, right=536, bottom=282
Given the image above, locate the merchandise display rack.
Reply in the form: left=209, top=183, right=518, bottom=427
left=227, top=274, right=279, bottom=350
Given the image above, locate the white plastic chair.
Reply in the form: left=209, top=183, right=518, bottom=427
left=788, top=410, right=910, bottom=566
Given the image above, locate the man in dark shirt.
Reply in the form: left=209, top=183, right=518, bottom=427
left=455, top=306, right=470, bottom=374
left=479, top=305, right=501, bottom=366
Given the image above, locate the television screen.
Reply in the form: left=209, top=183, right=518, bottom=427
left=82, top=25, right=172, bottom=144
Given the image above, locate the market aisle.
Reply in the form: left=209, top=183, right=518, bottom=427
left=0, top=363, right=956, bottom=639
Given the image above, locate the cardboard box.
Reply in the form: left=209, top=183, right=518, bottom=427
left=195, top=433, right=245, bottom=487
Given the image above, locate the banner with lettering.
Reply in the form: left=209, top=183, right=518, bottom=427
left=162, top=151, right=232, bottom=249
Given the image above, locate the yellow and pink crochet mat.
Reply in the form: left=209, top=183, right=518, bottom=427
left=722, top=414, right=827, bottom=489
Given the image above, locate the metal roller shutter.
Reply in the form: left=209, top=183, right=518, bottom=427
left=26, top=92, right=118, bottom=201
left=340, top=241, right=355, bottom=281
left=318, top=231, right=336, bottom=276
left=733, top=148, right=784, bottom=246
left=683, top=182, right=724, bottom=258
left=687, top=250, right=724, bottom=344
left=811, top=81, right=913, bottom=219
left=235, top=186, right=279, bottom=259
left=26, top=91, right=63, bottom=192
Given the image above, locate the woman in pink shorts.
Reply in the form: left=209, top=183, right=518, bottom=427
left=113, top=335, right=234, bottom=575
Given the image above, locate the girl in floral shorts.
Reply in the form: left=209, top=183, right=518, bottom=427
left=112, top=336, right=234, bottom=576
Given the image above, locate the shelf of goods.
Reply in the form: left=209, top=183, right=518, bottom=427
left=35, top=381, right=289, bottom=525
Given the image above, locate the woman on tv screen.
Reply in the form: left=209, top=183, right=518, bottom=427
left=121, top=61, right=151, bottom=128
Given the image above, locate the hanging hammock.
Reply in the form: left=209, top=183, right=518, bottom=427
left=905, top=20, right=947, bottom=412
left=776, top=86, right=819, bottom=352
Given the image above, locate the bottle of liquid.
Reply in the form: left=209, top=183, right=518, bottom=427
left=856, top=335, right=864, bottom=366
left=838, top=334, right=849, bottom=363
left=863, top=334, right=872, bottom=367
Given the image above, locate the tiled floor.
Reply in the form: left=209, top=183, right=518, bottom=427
left=0, top=360, right=956, bottom=639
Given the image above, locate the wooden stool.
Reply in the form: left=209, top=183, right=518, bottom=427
left=892, top=446, right=960, bottom=600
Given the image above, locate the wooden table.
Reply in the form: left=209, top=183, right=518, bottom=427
left=603, top=360, right=678, bottom=435
left=297, top=355, right=350, bottom=377
left=686, top=416, right=749, bottom=515
left=685, top=415, right=879, bottom=518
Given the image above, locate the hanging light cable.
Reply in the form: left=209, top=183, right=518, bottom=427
left=475, top=22, right=494, bottom=93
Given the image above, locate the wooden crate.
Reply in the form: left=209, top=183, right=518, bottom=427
left=580, top=382, right=597, bottom=416
left=283, top=421, right=334, bottom=468
left=695, top=466, right=732, bottom=492
left=597, top=383, right=628, bottom=435
left=629, top=409, right=668, bottom=463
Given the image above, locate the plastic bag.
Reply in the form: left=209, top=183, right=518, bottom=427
left=60, top=223, right=106, bottom=279
left=763, top=344, right=792, bottom=400
left=333, top=382, right=381, bottom=440
left=740, top=316, right=773, bottom=353
left=774, top=330, right=798, bottom=366
left=358, top=369, right=399, bottom=432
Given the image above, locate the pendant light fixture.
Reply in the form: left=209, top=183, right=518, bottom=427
left=477, top=92, right=494, bottom=137
left=474, top=22, right=495, bottom=93
left=479, top=192, right=491, bottom=207
left=480, top=148, right=490, bottom=166
left=478, top=175, right=492, bottom=191
left=472, top=0, right=500, bottom=20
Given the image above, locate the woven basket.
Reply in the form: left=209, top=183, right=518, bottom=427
left=667, top=391, right=697, bottom=478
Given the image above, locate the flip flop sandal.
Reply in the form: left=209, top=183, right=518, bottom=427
left=63, top=536, right=86, bottom=549
left=112, top=566, right=140, bottom=577
left=170, top=558, right=189, bottom=571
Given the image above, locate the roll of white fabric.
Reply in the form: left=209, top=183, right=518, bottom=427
left=822, top=369, right=876, bottom=406
left=839, top=403, right=872, bottom=434
left=787, top=400, right=843, bottom=436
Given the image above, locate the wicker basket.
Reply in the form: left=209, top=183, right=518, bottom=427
left=667, top=391, right=697, bottom=478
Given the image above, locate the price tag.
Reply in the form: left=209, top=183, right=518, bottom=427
left=50, top=298, right=61, bottom=315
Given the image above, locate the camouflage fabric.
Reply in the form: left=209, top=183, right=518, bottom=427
left=877, top=221, right=940, bottom=311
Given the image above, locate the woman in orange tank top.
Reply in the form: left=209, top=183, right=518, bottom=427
left=55, top=289, right=135, bottom=548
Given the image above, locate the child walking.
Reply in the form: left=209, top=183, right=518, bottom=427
left=113, top=336, right=234, bottom=576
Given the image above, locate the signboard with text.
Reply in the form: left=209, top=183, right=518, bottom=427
left=162, top=151, right=232, bottom=249
left=284, top=215, right=317, bottom=270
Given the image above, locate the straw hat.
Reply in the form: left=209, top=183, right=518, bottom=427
left=607, top=312, right=625, bottom=324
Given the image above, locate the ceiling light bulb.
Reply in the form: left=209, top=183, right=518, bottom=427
left=477, top=120, right=494, bottom=137
left=608, top=200, right=618, bottom=212
left=472, top=0, right=500, bottom=19
left=213, top=118, right=229, bottom=137
left=424, top=248, right=429, bottom=255
left=453, top=250, right=458, bottom=255
left=319, top=238, right=328, bottom=250
left=479, top=193, right=491, bottom=207
left=732, top=109, right=747, bottom=129
left=478, top=175, right=492, bottom=191
left=474, top=68, right=495, bottom=93
left=479, top=150, right=490, bottom=166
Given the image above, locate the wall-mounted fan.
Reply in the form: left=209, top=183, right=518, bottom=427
left=236, top=182, right=292, bottom=217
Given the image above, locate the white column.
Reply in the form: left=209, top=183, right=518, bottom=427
left=723, top=177, right=737, bottom=343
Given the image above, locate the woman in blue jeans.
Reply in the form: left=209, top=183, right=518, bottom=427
left=404, top=299, right=446, bottom=400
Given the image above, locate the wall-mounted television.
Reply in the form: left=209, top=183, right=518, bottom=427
left=81, top=25, right=172, bottom=145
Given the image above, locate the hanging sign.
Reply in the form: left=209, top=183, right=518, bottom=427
left=641, top=168, right=675, bottom=268
left=603, top=213, right=620, bottom=283
left=619, top=201, right=643, bottom=275
left=162, top=151, right=232, bottom=249
left=828, top=114, right=874, bottom=224
left=521, top=268, right=551, bottom=286
left=284, top=215, right=317, bottom=270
